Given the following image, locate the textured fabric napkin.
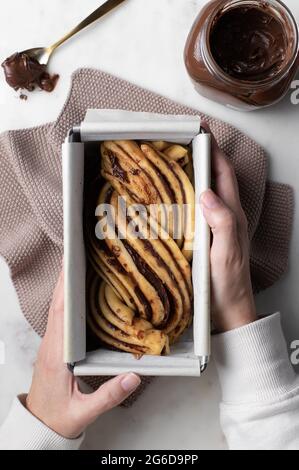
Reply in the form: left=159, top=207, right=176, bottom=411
left=0, top=68, right=294, bottom=403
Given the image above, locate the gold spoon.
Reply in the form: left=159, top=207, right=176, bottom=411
left=21, top=0, right=126, bottom=65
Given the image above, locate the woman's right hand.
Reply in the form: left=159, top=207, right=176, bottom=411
left=26, top=269, right=141, bottom=440
left=200, top=128, right=257, bottom=333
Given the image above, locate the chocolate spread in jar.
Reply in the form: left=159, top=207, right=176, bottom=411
left=184, top=0, right=299, bottom=110
left=1, top=52, right=59, bottom=93
left=210, top=5, right=288, bottom=81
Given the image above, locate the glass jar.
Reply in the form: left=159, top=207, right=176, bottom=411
left=184, top=0, right=299, bottom=111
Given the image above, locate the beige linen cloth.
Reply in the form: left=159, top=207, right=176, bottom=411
left=0, top=68, right=294, bottom=403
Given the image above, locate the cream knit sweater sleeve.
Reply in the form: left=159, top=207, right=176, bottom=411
left=213, top=313, right=299, bottom=450
left=0, top=394, right=84, bottom=450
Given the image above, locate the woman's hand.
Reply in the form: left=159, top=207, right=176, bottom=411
left=26, top=269, right=141, bottom=439
left=200, top=128, right=257, bottom=333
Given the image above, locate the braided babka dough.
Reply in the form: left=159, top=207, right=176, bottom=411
left=85, top=140, right=195, bottom=357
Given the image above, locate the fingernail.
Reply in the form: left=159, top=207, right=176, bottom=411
left=200, top=190, right=221, bottom=209
left=121, top=373, right=141, bottom=393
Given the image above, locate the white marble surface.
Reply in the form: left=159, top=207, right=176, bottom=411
left=0, top=0, right=299, bottom=450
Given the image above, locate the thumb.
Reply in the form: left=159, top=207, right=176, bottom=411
left=200, top=189, right=239, bottom=255
left=81, top=373, right=141, bottom=419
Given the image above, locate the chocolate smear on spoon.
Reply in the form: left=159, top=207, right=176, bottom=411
left=1, top=52, right=59, bottom=93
